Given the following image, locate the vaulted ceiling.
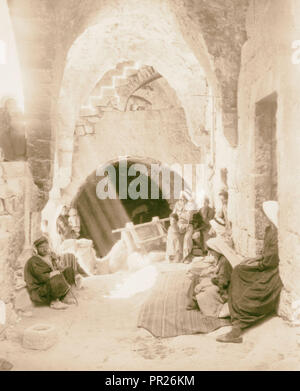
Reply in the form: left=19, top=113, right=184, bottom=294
left=7, top=0, right=250, bottom=208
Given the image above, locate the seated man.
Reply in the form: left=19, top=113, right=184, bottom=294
left=24, top=236, right=78, bottom=310
left=189, top=210, right=205, bottom=256
left=199, top=197, right=215, bottom=252
left=184, top=196, right=214, bottom=258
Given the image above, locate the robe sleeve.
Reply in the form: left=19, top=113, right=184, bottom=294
left=216, top=256, right=232, bottom=288
left=258, top=225, right=280, bottom=270
left=30, top=257, right=51, bottom=283
left=258, top=253, right=280, bottom=271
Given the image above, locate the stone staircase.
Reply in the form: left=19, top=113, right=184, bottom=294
left=80, top=61, right=142, bottom=115
left=79, top=61, right=161, bottom=116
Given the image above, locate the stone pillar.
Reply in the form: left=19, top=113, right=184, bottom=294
left=8, top=0, right=56, bottom=207
left=0, top=162, right=27, bottom=301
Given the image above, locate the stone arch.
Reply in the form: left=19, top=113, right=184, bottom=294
left=6, top=0, right=249, bottom=208
left=52, top=0, right=219, bottom=195
left=72, top=155, right=193, bottom=207
left=55, top=106, right=205, bottom=209
left=49, top=155, right=191, bottom=256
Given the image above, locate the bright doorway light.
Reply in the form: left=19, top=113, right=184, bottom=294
left=0, top=40, right=7, bottom=65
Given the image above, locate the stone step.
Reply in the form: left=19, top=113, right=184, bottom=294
left=124, top=67, right=139, bottom=77
left=81, top=61, right=142, bottom=114
left=89, top=95, right=113, bottom=107
left=100, top=86, right=117, bottom=97
left=116, top=60, right=135, bottom=72
left=79, top=105, right=98, bottom=117
left=112, top=75, right=130, bottom=87
left=91, top=82, right=109, bottom=96
left=138, top=66, right=156, bottom=80
left=90, top=68, right=126, bottom=95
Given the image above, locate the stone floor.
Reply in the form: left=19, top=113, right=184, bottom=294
left=1, top=262, right=300, bottom=371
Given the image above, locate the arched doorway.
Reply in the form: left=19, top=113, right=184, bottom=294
left=71, top=157, right=188, bottom=257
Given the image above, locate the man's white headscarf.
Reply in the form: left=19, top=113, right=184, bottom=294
left=206, top=237, right=243, bottom=267
left=263, top=201, right=278, bottom=228
left=179, top=190, right=198, bottom=212
left=209, top=218, right=226, bottom=236
left=180, top=190, right=192, bottom=201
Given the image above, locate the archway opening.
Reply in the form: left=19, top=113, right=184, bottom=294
left=71, top=158, right=188, bottom=257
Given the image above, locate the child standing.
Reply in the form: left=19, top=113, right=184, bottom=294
left=166, top=213, right=183, bottom=263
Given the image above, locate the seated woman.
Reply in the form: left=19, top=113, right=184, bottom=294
left=216, top=201, right=283, bottom=343
left=24, top=236, right=78, bottom=310
left=186, top=237, right=234, bottom=315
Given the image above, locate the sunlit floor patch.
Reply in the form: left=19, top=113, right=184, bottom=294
left=106, top=265, right=158, bottom=298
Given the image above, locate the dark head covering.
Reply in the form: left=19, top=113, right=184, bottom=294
left=33, top=236, right=48, bottom=248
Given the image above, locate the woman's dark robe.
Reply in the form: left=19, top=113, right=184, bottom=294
left=228, top=225, right=283, bottom=329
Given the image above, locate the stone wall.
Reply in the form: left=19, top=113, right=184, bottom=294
left=171, top=0, right=249, bottom=147
left=7, top=0, right=247, bottom=210
left=8, top=0, right=57, bottom=207
left=42, top=106, right=206, bottom=249
left=212, top=0, right=300, bottom=320
left=0, top=162, right=39, bottom=303
left=0, top=0, right=24, bottom=108
left=6, top=0, right=300, bottom=322
left=53, top=4, right=214, bottom=193
left=62, top=107, right=203, bottom=204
